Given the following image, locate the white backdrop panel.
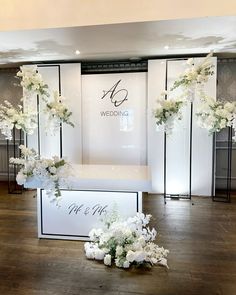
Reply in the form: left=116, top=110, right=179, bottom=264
left=82, top=73, right=147, bottom=165
left=60, top=64, right=82, bottom=164
left=38, top=66, right=61, bottom=158
left=192, top=57, right=217, bottom=195
left=167, top=60, right=191, bottom=195
left=147, top=60, right=166, bottom=193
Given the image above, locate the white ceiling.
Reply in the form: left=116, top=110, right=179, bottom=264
left=0, top=15, right=236, bottom=66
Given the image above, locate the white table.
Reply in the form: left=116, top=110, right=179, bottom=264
left=25, top=164, right=151, bottom=241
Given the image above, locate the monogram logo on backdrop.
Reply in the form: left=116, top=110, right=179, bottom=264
left=100, top=79, right=129, bottom=117
left=101, top=80, right=128, bottom=107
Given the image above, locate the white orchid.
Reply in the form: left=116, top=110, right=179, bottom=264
left=171, top=52, right=214, bottom=100
left=45, top=91, right=74, bottom=134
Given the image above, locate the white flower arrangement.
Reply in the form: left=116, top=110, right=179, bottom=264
left=232, top=116, right=236, bottom=142
left=153, top=92, right=185, bottom=135
left=84, top=211, right=169, bottom=269
left=16, top=65, right=49, bottom=99
left=171, top=52, right=214, bottom=100
left=10, top=145, right=72, bottom=204
left=0, top=100, right=37, bottom=140
left=45, top=91, right=74, bottom=133
left=195, top=96, right=236, bottom=134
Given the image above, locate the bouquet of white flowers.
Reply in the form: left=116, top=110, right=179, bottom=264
left=171, top=52, right=214, bottom=100
left=153, top=92, right=185, bottom=135
left=84, top=211, right=169, bottom=269
left=16, top=65, right=49, bottom=98
left=0, top=100, right=37, bottom=140
left=45, top=91, right=74, bottom=133
left=196, top=96, right=236, bottom=134
left=10, top=145, right=72, bottom=204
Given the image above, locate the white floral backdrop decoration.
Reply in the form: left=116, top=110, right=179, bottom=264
left=0, top=65, right=74, bottom=139
left=154, top=52, right=236, bottom=138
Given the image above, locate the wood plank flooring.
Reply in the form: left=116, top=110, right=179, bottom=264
left=0, top=182, right=236, bottom=295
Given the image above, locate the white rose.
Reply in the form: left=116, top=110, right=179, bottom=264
left=94, top=249, right=105, bottom=260
left=123, top=261, right=130, bottom=268
left=85, top=248, right=95, bottom=260
left=104, top=254, right=112, bottom=266
left=126, top=250, right=135, bottom=263
left=134, top=251, right=146, bottom=263
left=16, top=172, right=27, bottom=185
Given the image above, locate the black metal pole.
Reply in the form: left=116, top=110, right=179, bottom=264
left=211, top=132, right=216, bottom=200
left=58, top=66, right=63, bottom=158
left=7, top=138, right=10, bottom=193
left=227, top=127, right=232, bottom=202
left=164, top=60, right=168, bottom=204
left=37, top=94, right=40, bottom=156
left=189, top=102, right=193, bottom=200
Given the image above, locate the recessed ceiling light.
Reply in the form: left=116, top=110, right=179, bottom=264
left=164, top=45, right=169, bottom=50
left=75, top=50, right=80, bottom=55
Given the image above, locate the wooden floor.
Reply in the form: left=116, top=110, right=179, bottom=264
left=0, top=183, right=236, bottom=295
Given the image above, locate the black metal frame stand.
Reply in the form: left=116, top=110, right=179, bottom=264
left=7, top=127, right=23, bottom=194
left=27, top=65, right=63, bottom=158
left=164, top=60, right=193, bottom=204
left=212, top=127, right=232, bottom=203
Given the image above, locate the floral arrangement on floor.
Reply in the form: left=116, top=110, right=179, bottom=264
left=0, top=100, right=37, bottom=140
left=153, top=91, right=185, bottom=135
left=10, top=145, right=72, bottom=204
left=16, top=65, right=50, bottom=99
left=84, top=211, right=169, bottom=269
left=170, top=52, right=214, bottom=100
left=195, top=95, right=236, bottom=134
left=45, top=91, right=74, bottom=133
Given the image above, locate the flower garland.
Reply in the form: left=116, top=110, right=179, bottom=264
left=10, top=145, right=72, bottom=204
left=153, top=92, right=185, bottom=135
left=0, top=100, right=37, bottom=140
left=171, top=52, right=214, bottom=100
left=45, top=91, right=74, bottom=133
left=196, top=96, right=236, bottom=134
left=84, top=211, right=169, bottom=269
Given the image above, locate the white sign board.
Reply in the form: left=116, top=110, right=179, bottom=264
left=82, top=72, right=147, bottom=165
left=38, top=189, right=142, bottom=241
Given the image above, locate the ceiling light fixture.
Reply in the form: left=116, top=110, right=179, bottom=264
left=75, top=50, right=80, bottom=55
left=164, top=45, right=169, bottom=50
